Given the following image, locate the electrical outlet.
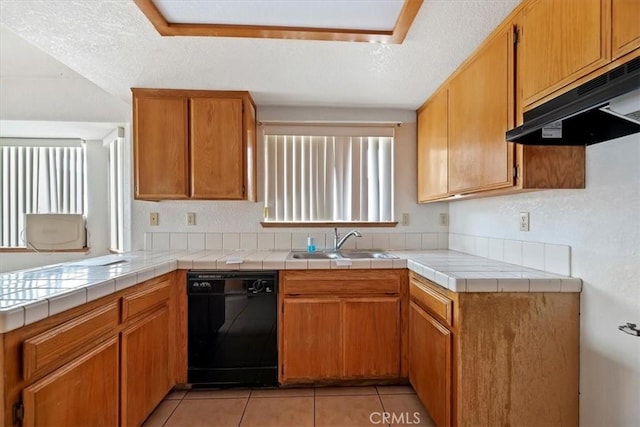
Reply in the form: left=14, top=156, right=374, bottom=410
left=519, top=212, right=530, bottom=231
left=187, top=212, right=196, bottom=226
left=149, top=212, right=159, bottom=226
left=439, top=213, right=449, bottom=227
left=401, top=213, right=410, bottom=226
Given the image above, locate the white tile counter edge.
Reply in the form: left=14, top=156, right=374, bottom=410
left=0, top=249, right=582, bottom=333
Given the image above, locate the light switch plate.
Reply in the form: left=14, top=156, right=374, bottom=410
left=150, top=212, right=159, bottom=226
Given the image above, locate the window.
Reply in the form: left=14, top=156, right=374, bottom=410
left=105, top=128, right=125, bottom=252
left=263, top=125, right=394, bottom=223
left=0, top=139, right=86, bottom=248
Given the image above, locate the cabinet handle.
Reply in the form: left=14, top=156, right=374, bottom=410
left=618, top=323, right=640, bottom=337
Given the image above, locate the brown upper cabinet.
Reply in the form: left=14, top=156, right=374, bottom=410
left=448, top=26, right=515, bottom=194
left=417, top=88, right=449, bottom=202
left=414, top=0, right=640, bottom=203
left=518, top=0, right=611, bottom=110
left=611, top=0, right=640, bottom=60
left=132, top=88, right=257, bottom=201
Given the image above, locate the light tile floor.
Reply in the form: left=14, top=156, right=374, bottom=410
left=143, top=385, right=436, bottom=427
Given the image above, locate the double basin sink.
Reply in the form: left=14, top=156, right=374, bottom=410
left=287, top=249, right=398, bottom=260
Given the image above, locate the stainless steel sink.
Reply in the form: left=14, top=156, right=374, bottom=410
left=289, top=252, right=341, bottom=259
left=287, top=250, right=398, bottom=260
left=339, top=250, right=399, bottom=259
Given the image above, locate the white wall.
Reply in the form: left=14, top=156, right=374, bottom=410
left=0, top=140, right=112, bottom=272
left=131, top=106, right=449, bottom=250
left=448, top=134, right=640, bottom=426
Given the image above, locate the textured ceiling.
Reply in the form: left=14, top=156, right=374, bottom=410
left=0, top=0, right=521, bottom=110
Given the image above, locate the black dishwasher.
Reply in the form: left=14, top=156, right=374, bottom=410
left=187, top=270, right=278, bottom=387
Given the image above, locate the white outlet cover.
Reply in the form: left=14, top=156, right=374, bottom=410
left=519, top=212, right=530, bottom=231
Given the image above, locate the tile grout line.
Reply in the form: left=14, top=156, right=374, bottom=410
left=375, top=387, right=392, bottom=427
left=160, top=390, right=186, bottom=427
left=236, top=391, right=252, bottom=427
left=313, top=387, right=316, bottom=427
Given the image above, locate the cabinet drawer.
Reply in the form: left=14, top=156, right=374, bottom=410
left=23, top=302, right=119, bottom=381
left=122, top=278, right=172, bottom=322
left=410, top=279, right=453, bottom=327
left=282, top=270, right=401, bottom=296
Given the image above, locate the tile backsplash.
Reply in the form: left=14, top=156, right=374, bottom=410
left=145, top=231, right=449, bottom=252
left=144, top=231, right=572, bottom=276
left=448, top=233, right=571, bottom=276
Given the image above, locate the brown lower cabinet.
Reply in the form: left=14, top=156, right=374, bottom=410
left=0, top=272, right=187, bottom=427
left=22, top=337, right=119, bottom=427
left=120, top=295, right=173, bottom=426
left=409, top=302, right=451, bottom=427
left=279, top=270, right=408, bottom=384
left=409, top=272, right=580, bottom=427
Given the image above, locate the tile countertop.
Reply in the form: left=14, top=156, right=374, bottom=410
left=0, top=249, right=582, bottom=333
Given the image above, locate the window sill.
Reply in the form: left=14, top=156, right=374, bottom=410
left=0, top=247, right=90, bottom=253
left=260, top=221, right=398, bottom=228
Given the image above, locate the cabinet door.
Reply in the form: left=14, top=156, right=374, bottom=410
left=417, top=88, right=449, bottom=202
left=409, top=302, right=451, bottom=427
left=121, top=306, right=173, bottom=427
left=612, top=0, right=640, bottom=59
left=448, top=28, right=514, bottom=194
left=343, top=297, right=400, bottom=378
left=134, top=95, right=189, bottom=199
left=190, top=97, right=244, bottom=199
left=22, top=337, right=119, bottom=427
left=519, top=0, right=610, bottom=107
left=281, top=299, right=341, bottom=382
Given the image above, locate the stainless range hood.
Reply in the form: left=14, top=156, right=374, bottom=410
left=506, top=56, right=640, bottom=146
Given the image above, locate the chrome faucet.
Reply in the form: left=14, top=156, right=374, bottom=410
left=333, top=228, right=362, bottom=250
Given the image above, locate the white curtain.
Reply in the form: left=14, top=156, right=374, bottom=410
left=264, top=131, right=394, bottom=222
left=0, top=142, right=85, bottom=247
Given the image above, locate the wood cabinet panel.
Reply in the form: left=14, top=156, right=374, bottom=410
left=448, top=28, right=514, bottom=194
left=281, top=299, right=342, bottom=381
left=23, top=302, right=119, bottom=381
left=417, top=88, right=449, bottom=202
left=409, top=275, right=579, bottom=426
left=133, top=95, right=189, bottom=199
left=519, top=0, right=610, bottom=107
left=409, top=302, right=451, bottom=427
left=122, top=277, right=172, bottom=321
left=409, top=280, right=452, bottom=326
left=612, top=0, right=640, bottom=59
left=343, top=298, right=400, bottom=378
left=121, top=306, right=173, bottom=427
left=190, top=98, right=244, bottom=199
left=279, top=270, right=407, bottom=384
left=244, top=100, right=257, bottom=201
left=22, top=337, right=119, bottom=427
left=281, top=269, right=400, bottom=296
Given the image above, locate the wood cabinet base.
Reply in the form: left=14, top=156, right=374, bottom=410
left=409, top=273, right=579, bottom=426
left=0, top=272, right=186, bottom=427
left=279, top=270, right=408, bottom=385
